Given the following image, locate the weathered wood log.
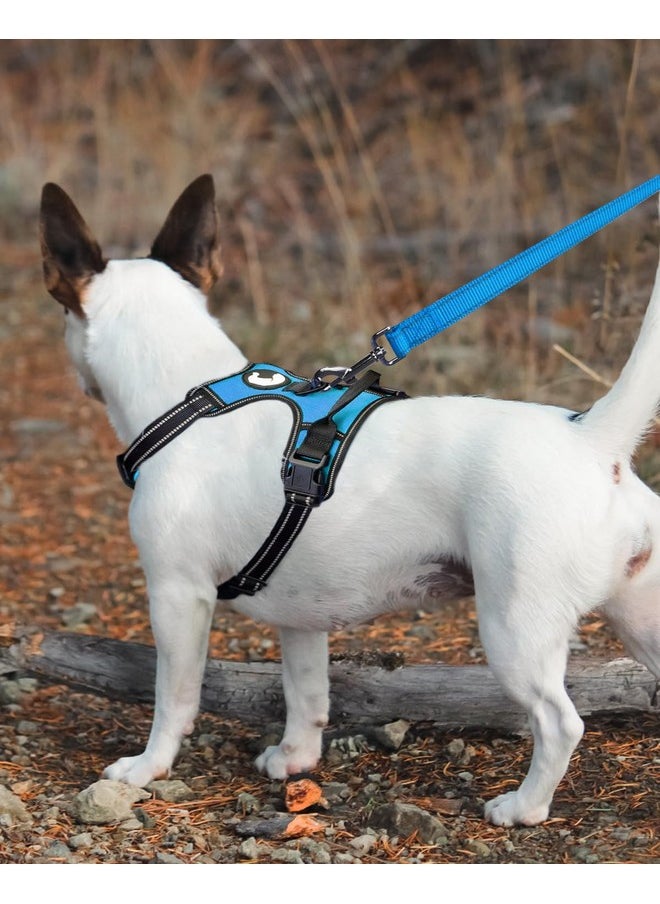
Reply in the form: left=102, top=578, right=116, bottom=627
left=0, top=626, right=657, bottom=732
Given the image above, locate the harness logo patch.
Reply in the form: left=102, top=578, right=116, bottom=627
left=243, top=369, right=291, bottom=390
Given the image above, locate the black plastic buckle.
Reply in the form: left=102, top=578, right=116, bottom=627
left=283, top=451, right=327, bottom=505
left=217, top=573, right=267, bottom=599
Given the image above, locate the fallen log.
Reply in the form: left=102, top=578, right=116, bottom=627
left=0, top=625, right=657, bottom=732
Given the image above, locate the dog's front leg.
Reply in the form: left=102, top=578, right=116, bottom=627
left=104, top=586, right=214, bottom=786
left=256, top=628, right=329, bottom=778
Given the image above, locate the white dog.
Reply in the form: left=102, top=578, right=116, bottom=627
left=39, top=175, right=660, bottom=826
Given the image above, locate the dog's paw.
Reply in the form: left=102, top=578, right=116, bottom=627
left=103, top=754, right=169, bottom=787
left=255, top=743, right=320, bottom=780
left=484, top=791, right=550, bottom=827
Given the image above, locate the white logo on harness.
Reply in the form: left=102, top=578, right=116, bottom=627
left=243, top=369, right=290, bottom=390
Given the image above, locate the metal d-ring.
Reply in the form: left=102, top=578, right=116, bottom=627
left=309, top=325, right=401, bottom=391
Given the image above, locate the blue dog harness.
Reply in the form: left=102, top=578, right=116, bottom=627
left=117, top=364, right=405, bottom=598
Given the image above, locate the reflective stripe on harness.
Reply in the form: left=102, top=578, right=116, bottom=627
left=117, top=363, right=406, bottom=599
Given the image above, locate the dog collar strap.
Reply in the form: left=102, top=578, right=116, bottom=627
left=117, top=386, right=219, bottom=488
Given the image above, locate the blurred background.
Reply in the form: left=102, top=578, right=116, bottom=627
left=2, top=38, right=660, bottom=418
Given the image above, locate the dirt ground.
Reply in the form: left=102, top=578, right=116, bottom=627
left=0, top=268, right=658, bottom=868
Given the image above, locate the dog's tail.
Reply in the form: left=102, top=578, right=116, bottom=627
left=579, top=236, right=660, bottom=460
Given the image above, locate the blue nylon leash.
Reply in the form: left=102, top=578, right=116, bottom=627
left=315, top=175, right=660, bottom=387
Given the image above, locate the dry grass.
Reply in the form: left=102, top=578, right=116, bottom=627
left=2, top=39, right=660, bottom=409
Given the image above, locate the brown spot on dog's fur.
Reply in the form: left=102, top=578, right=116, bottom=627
left=414, top=558, right=475, bottom=599
left=612, top=462, right=621, bottom=484
left=625, top=541, right=652, bottom=579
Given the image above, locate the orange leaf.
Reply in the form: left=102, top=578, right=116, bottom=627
left=285, top=778, right=327, bottom=813
left=283, top=814, right=325, bottom=838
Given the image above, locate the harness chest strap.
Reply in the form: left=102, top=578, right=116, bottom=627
left=117, top=364, right=405, bottom=599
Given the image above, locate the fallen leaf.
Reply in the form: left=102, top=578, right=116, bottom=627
left=285, top=778, right=328, bottom=813
left=283, top=814, right=325, bottom=838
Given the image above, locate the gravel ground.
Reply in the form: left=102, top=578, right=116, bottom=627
left=1, top=673, right=659, bottom=866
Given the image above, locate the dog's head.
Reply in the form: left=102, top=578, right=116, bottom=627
left=39, top=174, right=223, bottom=402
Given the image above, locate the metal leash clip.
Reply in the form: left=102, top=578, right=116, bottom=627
left=309, top=327, right=401, bottom=391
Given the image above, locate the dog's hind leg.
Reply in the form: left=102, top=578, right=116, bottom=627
left=603, top=583, right=660, bottom=679
left=477, top=597, right=584, bottom=827
left=104, top=582, right=215, bottom=786
left=255, top=628, right=329, bottom=778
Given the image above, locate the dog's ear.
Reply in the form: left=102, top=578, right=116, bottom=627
left=149, top=174, right=223, bottom=294
left=40, top=183, right=106, bottom=318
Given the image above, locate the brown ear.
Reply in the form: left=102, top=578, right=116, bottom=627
left=39, top=183, right=106, bottom=317
left=149, top=174, right=223, bottom=294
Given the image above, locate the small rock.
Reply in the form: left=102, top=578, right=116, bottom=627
left=236, top=792, right=261, bottom=815
left=334, top=852, right=358, bottom=864
left=148, top=779, right=193, bottom=802
left=371, top=719, right=410, bottom=751
left=466, top=838, right=491, bottom=858
left=320, top=782, right=351, bottom=805
left=0, top=785, right=32, bottom=825
left=324, top=746, right=344, bottom=767
left=435, top=798, right=463, bottom=817
left=611, top=827, right=631, bottom=841
left=156, top=852, right=185, bottom=864
left=17, top=720, right=38, bottom=734
left=350, top=834, right=377, bottom=856
left=43, top=840, right=73, bottom=861
left=42, top=805, right=61, bottom=822
left=69, top=832, right=94, bottom=850
left=11, top=418, right=66, bottom=434
left=238, top=837, right=260, bottom=860
left=0, top=479, right=14, bottom=508
left=72, top=780, right=150, bottom=825
left=134, top=807, right=156, bottom=829
left=447, top=738, right=475, bottom=765
left=119, top=817, right=143, bottom=831
left=405, top=624, right=436, bottom=641
left=298, top=838, right=332, bottom=863
left=0, top=680, right=25, bottom=706
left=270, top=848, right=303, bottom=864
left=572, top=845, right=599, bottom=863
left=369, top=802, right=448, bottom=845
left=447, top=738, right=465, bottom=758
left=61, top=602, right=98, bottom=628
left=458, top=771, right=474, bottom=783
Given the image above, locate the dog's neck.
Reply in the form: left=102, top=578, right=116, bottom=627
left=83, top=259, right=247, bottom=443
